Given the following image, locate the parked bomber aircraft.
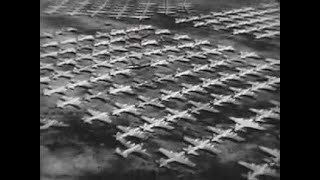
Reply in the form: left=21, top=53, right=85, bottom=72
left=115, top=140, right=150, bottom=158
left=82, top=109, right=112, bottom=124
left=183, top=136, right=220, bottom=155
left=56, top=96, right=82, bottom=109
left=230, top=117, right=267, bottom=131
left=207, top=126, right=245, bottom=142
left=238, top=161, right=279, bottom=180
left=115, top=125, right=147, bottom=141
left=158, top=148, right=196, bottom=168
left=259, top=146, right=280, bottom=165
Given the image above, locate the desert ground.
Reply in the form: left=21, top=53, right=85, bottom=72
left=40, top=0, right=280, bottom=180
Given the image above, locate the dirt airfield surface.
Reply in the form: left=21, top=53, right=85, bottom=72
left=40, top=0, right=280, bottom=180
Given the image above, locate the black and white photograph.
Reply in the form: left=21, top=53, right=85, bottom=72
left=40, top=0, right=280, bottom=179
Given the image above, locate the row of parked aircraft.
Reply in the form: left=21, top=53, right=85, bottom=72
left=44, top=0, right=196, bottom=20
left=112, top=104, right=279, bottom=167
left=42, top=57, right=279, bottom=117
left=176, top=4, right=278, bottom=25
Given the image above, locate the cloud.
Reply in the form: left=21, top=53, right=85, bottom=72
left=40, top=146, right=117, bottom=180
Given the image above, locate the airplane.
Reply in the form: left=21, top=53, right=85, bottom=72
left=201, top=47, right=222, bottom=56
left=207, top=126, right=245, bottom=142
left=109, top=85, right=134, bottom=95
left=177, top=42, right=196, bottom=49
left=77, top=35, right=95, bottom=42
left=115, top=141, right=150, bottom=158
left=155, top=29, right=171, bottom=35
left=232, top=29, right=249, bottom=35
left=174, top=69, right=196, bottom=78
left=90, top=73, right=112, bottom=83
left=112, top=103, right=140, bottom=116
left=200, top=78, right=225, bottom=88
left=40, top=77, right=51, bottom=85
left=188, top=101, right=219, bottom=114
left=40, top=63, right=55, bottom=71
left=153, top=74, right=177, bottom=83
left=229, top=117, right=267, bottom=132
left=95, top=32, right=111, bottom=39
left=240, top=52, right=261, bottom=59
left=264, top=58, right=280, bottom=66
left=110, top=36, right=127, bottom=44
left=175, top=18, right=189, bottom=24
left=82, top=109, right=112, bottom=124
left=186, top=51, right=207, bottom=59
left=194, top=39, right=211, bottom=46
left=115, top=125, right=147, bottom=140
left=236, top=67, right=263, bottom=78
left=204, top=19, right=220, bottom=25
left=56, top=96, right=82, bottom=109
left=250, top=108, right=280, bottom=120
left=167, top=55, right=190, bottom=63
left=141, top=39, right=159, bottom=46
left=180, top=83, right=207, bottom=95
left=52, top=70, right=74, bottom=80
left=43, top=86, right=67, bottom=96
left=60, top=38, right=77, bottom=45
left=110, top=29, right=126, bottom=36
left=128, top=52, right=143, bottom=60
left=133, top=78, right=157, bottom=89
left=192, top=64, right=215, bottom=73
left=162, top=45, right=180, bottom=53
left=94, top=40, right=111, bottom=47
left=126, top=26, right=140, bottom=33
left=218, top=72, right=243, bottom=82
left=238, top=161, right=279, bottom=180
left=158, top=148, right=196, bottom=168
left=109, top=56, right=128, bottom=64
left=92, top=60, right=113, bottom=69
left=40, top=52, right=58, bottom=59
left=208, top=60, right=230, bottom=68
left=255, top=31, right=279, bottom=39
left=41, top=41, right=59, bottom=48
left=266, top=76, right=280, bottom=85
left=150, top=59, right=170, bottom=67
left=126, top=43, right=143, bottom=50
left=128, top=15, right=151, bottom=20
left=143, top=49, right=163, bottom=56
left=250, top=81, right=277, bottom=92
left=138, top=25, right=155, bottom=31
left=56, top=59, right=78, bottom=67
left=193, top=21, right=207, bottom=28
left=211, top=94, right=240, bottom=106
left=183, top=136, right=220, bottom=155
left=67, top=80, right=92, bottom=90
left=139, top=120, right=172, bottom=132
left=231, top=87, right=257, bottom=100
left=165, top=108, right=196, bottom=122
left=160, top=90, right=187, bottom=102
left=58, top=48, right=77, bottom=55
left=109, top=68, right=132, bottom=77
left=109, top=45, right=128, bottom=53
left=172, top=34, right=191, bottom=41
left=65, top=27, right=77, bottom=32
left=259, top=146, right=280, bottom=165
left=83, top=91, right=107, bottom=102
left=40, top=118, right=69, bottom=130
left=137, top=95, right=165, bottom=109
left=40, top=32, right=54, bottom=39
left=140, top=116, right=174, bottom=131
left=217, top=45, right=236, bottom=52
